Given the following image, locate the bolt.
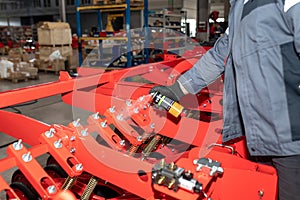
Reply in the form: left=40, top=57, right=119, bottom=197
left=169, top=74, right=174, bottom=79
left=149, top=66, right=153, bottom=72
left=13, top=139, right=23, bottom=150
left=22, top=152, right=32, bottom=162
left=70, top=136, right=76, bottom=141
left=54, top=139, right=62, bottom=149
left=150, top=123, right=155, bottom=129
left=202, top=103, right=207, bottom=108
left=70, top=148, right=76, bottom=153
left=75, top=163, right=83, bottom=171
left=126, top=100, right=132, bottom=106
left=119, top=140, right=126, bottom=146
left=81, top=128, right=89, bottom=136
left=47, top=185, right=56, bottom=194
left=172, top=148, right=175, bottom=152
left=72, top=119, right=81, bottom=127
left=133, top=107, right=139, bottom=114
left=137, top=135, right=143, bottom=142
left=45, top=128, right=55, bottom=138
left=258, top=190, right=264, bottom=197
left=117, top=114, right=123, bottom=121
left=109, top=106, right=115, bottom=113
left=100, top=120, right=107, bottom=128
left=93, top=112, right=99, bottom=119
left=139, top=96, right=145, bottom=101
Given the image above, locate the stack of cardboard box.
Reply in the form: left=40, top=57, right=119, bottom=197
left=0, top=48, right=38, bottom=83
left=37, top=22, right=72, bottom=73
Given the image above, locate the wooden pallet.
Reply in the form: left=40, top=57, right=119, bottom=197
left=5, top=76, right=28, bottom=83
left=28, top=74, right=39, bottom=80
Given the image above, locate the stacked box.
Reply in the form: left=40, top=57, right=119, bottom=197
left=38, top=58, right=65, bottom=74
left=39, top=45, right=72, bottom=60
left=37, top=22, right=72, bottom=73
left=0, top=59, right=14, bottom=79
left=8, top=48, right=30, bottom=64
left=38, top=22, right=72, bottom=45
left=17, top=62, right=39, bottom=79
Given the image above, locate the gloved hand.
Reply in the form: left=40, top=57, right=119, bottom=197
left=149, top=81, right=185, bottom=102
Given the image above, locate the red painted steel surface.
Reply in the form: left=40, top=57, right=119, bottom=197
left=0, top=50, right=277, bottom=199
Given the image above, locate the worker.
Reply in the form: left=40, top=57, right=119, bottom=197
left=150, top=0, right=300, bottom=199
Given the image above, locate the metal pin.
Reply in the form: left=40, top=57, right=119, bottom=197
left=54, top=139, right=62, bottom=149
left=93, top=112, right=99, bottom=119
left=75, top=163, right=83, bottom=171
left=100, top=120, right=107, bottom=128
left=72, top=119, right=81, bottom=127
left=133, top=107, right=139, bottom=114
left=81, top=128, right=89, bottom=136
left=47, top=185, right=56, bottom=194
left=70, top=148, right=76, bottom=153
left=70, top=136, right=76, bottom=141
left=258, top=190, right=264, bottom=197
left=45, top=128, right=55, bottom=138
left=137, top=135, right=143, bottom=142
left=22, top=152, right=32, bottom=162
left=117, top=114, right=123, bottom=121
left=149, top=66, right=153, bottom=72
left=119, top=140, right=126, bottom=146
left=150, top=123, right=155, bottom=129
left=126, top=100, right=132, bottom=106
left=139, top=96, right=145, bottom=101
left=13, top=139, right=23, bottom=150
left=109, top=106, right=115, bottom=113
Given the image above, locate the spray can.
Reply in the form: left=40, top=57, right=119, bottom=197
left=152, top=92, right=184, bottom=118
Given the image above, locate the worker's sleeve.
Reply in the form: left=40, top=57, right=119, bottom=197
left=285, top=2, right=300, bottom=55
left=178, top=31, right=229, bottom=94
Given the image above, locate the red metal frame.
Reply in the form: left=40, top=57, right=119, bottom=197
left=0, top=52, right=277, bottom=199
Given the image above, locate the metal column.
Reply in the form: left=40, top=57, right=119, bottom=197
left=196, top=0, right=209, bottom=42
left=144, top=0, right=149, bottom=63
left=60, top=0, right=67, bottom=22
left=125, top=0, right=132, bottom=67
left=75, top=0, right=83, bottom=66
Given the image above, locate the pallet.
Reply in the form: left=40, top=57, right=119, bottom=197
left=28, top=74, right=39, bottom=80
left=5, top=76, right=28, bottom=83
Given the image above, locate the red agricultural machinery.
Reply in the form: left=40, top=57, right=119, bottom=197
left=0, top=50, right=277, bottom=199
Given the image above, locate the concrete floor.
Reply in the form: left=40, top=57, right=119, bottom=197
left=0, top=73, right=77, bottom=199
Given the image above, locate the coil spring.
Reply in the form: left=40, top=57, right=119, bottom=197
left=142, top=135, right=161, bottom=158
left=80, top=176, right=99, bottom=200
left=61, top=176, right=77, bottom=190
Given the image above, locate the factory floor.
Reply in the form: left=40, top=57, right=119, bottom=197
left=0, top=73, right=77, bottom=198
